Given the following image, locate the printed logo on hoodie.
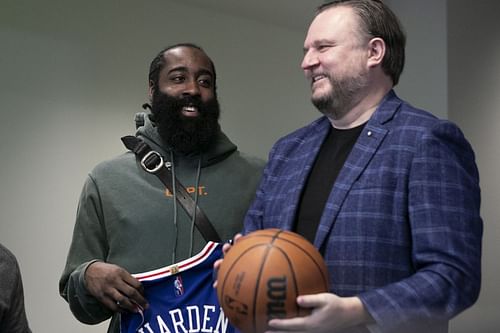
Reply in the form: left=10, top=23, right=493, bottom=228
left=165, top=186, right=207, bottom=197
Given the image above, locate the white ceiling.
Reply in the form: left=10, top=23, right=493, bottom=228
left=177, top=0, right=324, bottom=31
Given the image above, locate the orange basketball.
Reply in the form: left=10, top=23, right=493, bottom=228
left=217, top=229, right=329, bottom=333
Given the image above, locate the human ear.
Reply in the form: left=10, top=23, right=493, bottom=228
left=367, top=37, right=386, bottom=68
left=148, top=80, right=155, bottom=101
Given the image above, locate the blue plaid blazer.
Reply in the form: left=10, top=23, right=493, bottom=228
left=243, top=91, right=483, bottom=332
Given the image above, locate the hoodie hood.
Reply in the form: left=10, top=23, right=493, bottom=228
left=134, top=112, right=237, bottom=168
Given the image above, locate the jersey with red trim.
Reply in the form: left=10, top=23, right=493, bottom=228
left=120, top=242, right=234, bottom=333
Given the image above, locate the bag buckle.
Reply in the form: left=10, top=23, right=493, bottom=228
left=141, top=151, right=164, bottom=173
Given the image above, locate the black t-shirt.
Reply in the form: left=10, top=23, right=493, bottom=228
left=294, top=123, right=366, bottom=243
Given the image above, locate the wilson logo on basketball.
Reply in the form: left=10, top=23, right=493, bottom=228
left=266, top=276, right=287, bottom=320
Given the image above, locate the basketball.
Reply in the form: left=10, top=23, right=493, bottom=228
left=216, top=229, right=329, bottom=333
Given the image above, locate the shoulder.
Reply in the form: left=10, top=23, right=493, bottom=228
left=266, top=117, right=329, bottom=160
left=78, top=152, right=140, bottom=195
left=89, top=152, right=136, bottom=178
left=373, top=90, right=441, bottom=131
left=275, top=117, right=329, bottom=146
left=377, top=94, right=466, bottom=145
left=397, top=104, right=466, bottom=142
left=207, top=130, right=266, bottom=172
left=0, top=243, right=20, bottom=276
left=397, top=101, right=440, bottom=126
left=229, top=151, right=266, bottom=170
left=0, top=243, right=16, bottom=264
left=382, top=99, right=477, bottom=167
left=210, top=151, right=266, bottom=187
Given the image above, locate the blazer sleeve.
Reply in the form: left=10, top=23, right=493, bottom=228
left=242, top=143, right=278, bottom=234
left=59, top=175, right=114, bottom=324
left=359, top=120, right=483, bottom=332
left=243, top=172, right=267, bottom=234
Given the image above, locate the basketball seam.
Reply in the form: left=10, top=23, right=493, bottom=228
left=253, top=242, right=274, bottom=333
left=274, top=236, right=329, bottom=289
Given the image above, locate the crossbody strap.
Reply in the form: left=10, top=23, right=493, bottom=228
left=121, top=135, right=222, bottom=242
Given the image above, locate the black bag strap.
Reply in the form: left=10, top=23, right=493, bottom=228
left=121, top=135, right=221, bottom=242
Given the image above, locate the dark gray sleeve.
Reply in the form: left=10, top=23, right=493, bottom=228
left=0, top=244, right=31, bottom=333
left=58, top=175, right=113, bottom=324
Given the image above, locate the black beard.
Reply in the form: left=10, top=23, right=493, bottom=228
left=151, top=91, right=221, bottom=154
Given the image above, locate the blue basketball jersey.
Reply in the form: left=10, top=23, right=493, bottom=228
left=120, top=242, right=234, bottom=333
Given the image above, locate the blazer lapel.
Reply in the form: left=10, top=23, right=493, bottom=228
left=281, top=119, right=331, bottom=230
left=314, top=90, right=402, bottom=249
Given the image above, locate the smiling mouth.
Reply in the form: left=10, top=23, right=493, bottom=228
left=312, top=74, right=327, bottom=84
left=310, top=74, right=329, bottom=89
left=181, top=105, right=200, bottom=117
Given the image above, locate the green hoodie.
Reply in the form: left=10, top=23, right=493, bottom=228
left=59, top=113, right=265, bottom=332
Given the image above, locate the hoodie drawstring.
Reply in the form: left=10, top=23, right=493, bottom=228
left=170, top=151, right=178, bottom=263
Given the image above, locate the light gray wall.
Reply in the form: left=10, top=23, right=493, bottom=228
left=387, top=0, right=448, bottom=118
left=0, top=0, right=497, bottom=332
left=448, top=1, right=500, bottom=332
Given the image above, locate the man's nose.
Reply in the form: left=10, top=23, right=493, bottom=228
left=182, top=79, right=201, bottom=96
left=301, top=50, right=319, bottom=71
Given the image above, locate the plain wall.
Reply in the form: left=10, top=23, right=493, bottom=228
left=448, top=1, right=500, bottom=331
left=387, top=0, right=448, bottom=118
left=1, top=0, right=497, bottom=332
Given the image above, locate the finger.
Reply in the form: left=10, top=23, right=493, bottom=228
left=215, top=233, right=244, bottom=288
left=213, top=258, right=223, bottom=270
left=221, top=242, right=232, bottom=255
left=116, top=278, right=148, bottom=310
left=213, top=258, right=223, bottom=289
left=222, top=233, right=242, bottom=255
left=114, top=294, right=136, bottom=313
left=115, top=295, right=144, bottom=312
left=233, top=233, right=243, bottom=243
left=100, top=293, right=125, bottom=313
left=121, top=272, right=144, bottom=293
left=267, top=316, right=308, bottom=331
left=296, top=293, right=328, bottom=309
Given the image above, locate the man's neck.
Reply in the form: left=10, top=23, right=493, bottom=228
left=328, top=83, right=392, bottom=129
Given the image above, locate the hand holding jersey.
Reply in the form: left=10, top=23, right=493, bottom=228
left=212, top=233, right=242, bottom=289
left=85, top=262, right=148, bottom=314
left=120, top=242, right=234, bottom=333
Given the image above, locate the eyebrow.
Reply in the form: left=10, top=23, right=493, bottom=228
left=167, top=66, right=214, bottom=78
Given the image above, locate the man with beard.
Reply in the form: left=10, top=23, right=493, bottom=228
left=59, top=43, right=264, bottom=332
left=220, top=1, right=483, bottom=333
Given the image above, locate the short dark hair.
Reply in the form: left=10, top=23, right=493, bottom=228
left=318, top=0, right=406, bottom=85
left=148, top=43, right=217, bottom=93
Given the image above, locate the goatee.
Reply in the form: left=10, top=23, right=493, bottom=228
left=311, top=71, right=367, bottom=119
left=151, top=91, right=221, bottom=154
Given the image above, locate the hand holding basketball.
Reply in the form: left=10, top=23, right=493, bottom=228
left=216, top=229, right=329, bottom=333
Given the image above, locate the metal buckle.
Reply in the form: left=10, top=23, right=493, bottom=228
left=140, top=151, right=164, bottom=173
